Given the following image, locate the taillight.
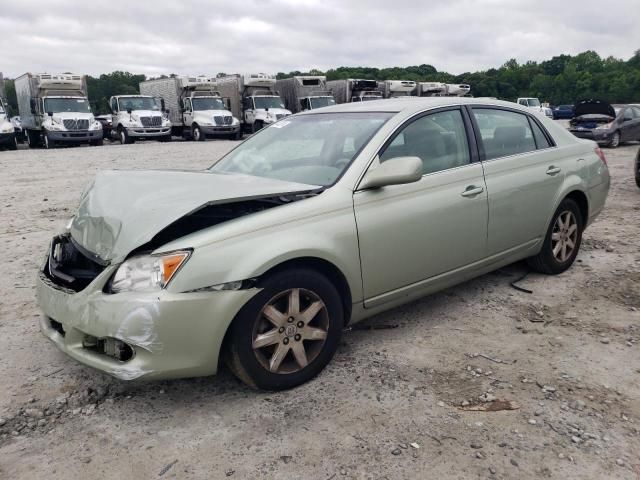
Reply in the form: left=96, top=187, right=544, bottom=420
left=594, top=147, right=608, bottom=166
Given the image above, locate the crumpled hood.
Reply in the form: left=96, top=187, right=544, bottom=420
left=69, top=169, right=315, bottom=263
left=574, top=99, right=616, bottom=118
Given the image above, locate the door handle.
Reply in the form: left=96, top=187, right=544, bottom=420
left=461, top=185, right=484, bottom=197
left=546, top=166, right=561, bottom=175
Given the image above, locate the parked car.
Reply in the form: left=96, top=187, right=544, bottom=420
left=552, top=104, right=574, bottom=120
left=569, top=100, right=640, bottom=148
left=36, top=98, right=610, bottom=390
left=95, top=114, right=112, bottom=140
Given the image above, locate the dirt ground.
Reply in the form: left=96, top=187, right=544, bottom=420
left=0, top=136, right=638, bottom=480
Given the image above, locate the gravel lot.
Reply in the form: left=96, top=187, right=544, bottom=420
left=0, top=137, right=639, bottom=479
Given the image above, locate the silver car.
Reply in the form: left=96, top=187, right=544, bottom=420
left=36, top=98, right=610, bottom=390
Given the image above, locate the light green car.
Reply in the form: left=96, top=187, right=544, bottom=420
left=36, top=98, right=610, bottom=389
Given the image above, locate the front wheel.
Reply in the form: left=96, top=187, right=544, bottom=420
left=118, top=127, right=133, bottom=144
left=225, top=269, right=344, bottom=390
left=607, top=131, right=620, bottom=148
left=527, top=198, right=583, bottom=275
left=8, top=136, right=18, bottom=150
left=251, top=121, right=263, bottom=134
left=43, top=133, right=53, bottom=149
left=233, top=131, right=243, bottom=141
left=192, top=125, right=205, bottom=142
left=90, top=138, right=104, bottom=146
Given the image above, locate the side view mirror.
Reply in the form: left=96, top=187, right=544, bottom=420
left=358, top=156, right=423, bottom=190
left=47, top=111, right=53, bottom=117
left=126, top=108, right=132, bottom=115
left=30, top=98, right=37, bottom=114
left=165, top=109, right=170, bottom=115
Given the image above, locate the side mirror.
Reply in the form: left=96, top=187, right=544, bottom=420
left=160, top=99, right=165, bottom=111
left=30, top=98, right=37, bottom=114
left=47, top=111, right=53, bottom=117
left=165, top=109, right=170, bottom=115
left=126, top=108, right=132, bottom=114
left=358, top=156, right=423, bottom=190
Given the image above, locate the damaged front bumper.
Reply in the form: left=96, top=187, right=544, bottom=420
left=36, top=268, right=259, bottom=381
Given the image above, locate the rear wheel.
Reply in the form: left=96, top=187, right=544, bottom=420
left=527, top=198, right=583, bottom=275
left=225, top=268, right=343, bottom=390
left=607, top=131, right=620, bottom=148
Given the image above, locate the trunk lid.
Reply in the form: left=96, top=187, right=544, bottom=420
left=69, top=170, right=316, bottom=262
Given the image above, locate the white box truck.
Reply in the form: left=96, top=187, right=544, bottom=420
left=0, top=73, right=18, bottom=150
left=140, top=76, right=241, bottom=141
left=326, top=79, right=383, bottom=103
left=275, top=76, right=336, bottom=113
left=379, top=80, right=417, bottom=98
left=15, top=73, right=103, bottom=149
left=415, top=82, right=471, bottom=97
left=216, top=73, right=291, bottom=133
left=109, top=94, right=172, bottom=144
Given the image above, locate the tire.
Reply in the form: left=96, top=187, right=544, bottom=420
left=635, top=150, right=640, bottom=189
left=43, top=133, right=52, bottom=149
left=90, top=139, right=104, bottom=147
left=159, top=134, right=172, bottom=142
left=251, top=121, right=263, bottom=134
left=527, top=198, right=584, bottom=275
left=26, top=130, right=40, bottom=149
left=118, top=127, right=133, bottom=144
left=225, top=268, right=344, bottom=390
left=607, top=131, right=620, bottom=148
left=234, top=131, right=243, bottom=141
left=8, top=135, right=18, bottom=151
left=192, top=125, right=205, bottom=142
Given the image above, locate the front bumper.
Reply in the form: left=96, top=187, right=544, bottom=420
left=569, top=128, right=612, bottom=145
left=0, top=132, right=15, bottom=145
left=36, top=268, right=259, bottom=381
left=126, top=126, right=171, bottom=138
left=201, top=125, right=241, bottom=136
left=46, top=130, right=103, bottom=143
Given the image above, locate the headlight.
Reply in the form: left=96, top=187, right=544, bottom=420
left=90, top=121, right=102, bottom=130
left=109, top=251, right=190, bottom=293
left=595, top=122, right=613, bottom=130
left=232, top=118, right=240, bottom=125
left=45, top=122, right=64, bottom=131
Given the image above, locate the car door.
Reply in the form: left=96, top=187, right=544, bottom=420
left=620, top=107, right=640, bottom=141
left=353, top=107, right=488, bottom=306
left=182, top=98, right=193, bottom=127
left=470, top=107, right=564, bottom=257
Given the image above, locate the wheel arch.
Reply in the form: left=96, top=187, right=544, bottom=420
left=564, top=189, right=589, bottom=225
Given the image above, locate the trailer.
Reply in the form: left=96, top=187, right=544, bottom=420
left=415, top=82, right=471, bottom=97
left=140, top=76, right=241, bottom=140
left=379, top=80, right=417, bottom=98
left=0, top=72, right=18, bottom=150
left=15, top=73, right=103, bottom=148
left=326, top=79, right=383, bottom=104
left=275, top=76, right=335, bottom=113
left=216, top=73, right=291, bottom=133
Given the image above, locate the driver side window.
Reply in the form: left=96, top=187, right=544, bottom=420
left=379, top=109, right=471, bottom=175
left=183, top=98, right=192, bottom=112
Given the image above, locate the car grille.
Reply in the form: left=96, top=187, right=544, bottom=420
left=62, top=119, right=90, bottom=130
left=276, top=114, right=287, bottom=120
left=214, top=115, right=233, bottom=126
left=45, top=235, right=106, bottom=292
left=140, top=116, right=162, bottom=127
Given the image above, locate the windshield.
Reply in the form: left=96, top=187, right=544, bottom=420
left=526, top=99, right=541, bottom=107
left=253, top=96, right=285, bottom=109
left=118, top=97, right=160, bottom=111
left=210, top=112, right=393, bottom=186
left=192, top=97, right=226, bottom=111
left=44, top=97, right=91, bottom=113
left=309, top=97, right=336, bottom=109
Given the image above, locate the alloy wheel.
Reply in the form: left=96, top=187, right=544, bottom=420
left=551, top=210, right=578, bottom=263
left=251, top=288, right=329, bottom=374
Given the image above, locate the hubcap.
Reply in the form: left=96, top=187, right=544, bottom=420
left=551, top=210, right=578, bottom=263
left=194, top=128, right=199, bottom=140
left=252, top=288, right=329, bottom=374
left=120, top=131, right=125, bottom=143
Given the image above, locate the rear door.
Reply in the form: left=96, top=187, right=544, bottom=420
left=470, top=107, right=563, bottom=256
left=354, top=107, right=488, bottom=306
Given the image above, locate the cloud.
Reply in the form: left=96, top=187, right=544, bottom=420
left=1, top=0, right=638, bottom=78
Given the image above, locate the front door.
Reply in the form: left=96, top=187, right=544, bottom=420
left=354, top=108, right=488, bottom=306
left=183, top=98, right=193, bottom=127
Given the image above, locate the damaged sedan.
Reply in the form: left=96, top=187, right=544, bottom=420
left=37, top=98, right=609, bottom=390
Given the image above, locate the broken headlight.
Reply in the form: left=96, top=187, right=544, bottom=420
left=108, top=251, right=190, bottom=293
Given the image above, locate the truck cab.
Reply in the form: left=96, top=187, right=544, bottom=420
left=0, top=98, right=18, bottom=150
left=243, top=94, right=291, bottom=132
left=517, top=97, right=553, bottom=118
left=110, top=95, right=172, bottom=144
left=182, top=93, right=241, bottom=140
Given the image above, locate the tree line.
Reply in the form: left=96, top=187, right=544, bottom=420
left=2, top=50, right=639, bottom=115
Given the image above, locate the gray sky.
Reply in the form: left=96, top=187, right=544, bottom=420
left=1, top=0, right=638, bottom=78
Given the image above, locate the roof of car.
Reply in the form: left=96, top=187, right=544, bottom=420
left=299, top=96, right=530, bottom=115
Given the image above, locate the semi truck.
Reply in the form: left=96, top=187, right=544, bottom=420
left=326, top=79, right=383, bottom=103
left=140, top=76, right=241, bottom=141
left=0, top=72, right=18, bottom=150
left=15, top=73, right=103, bottom=148
left=275, top=76, right=336, bottom=113
left=414, top=82, right=471, bottom=97
left=109, top=94, right=172, bottom=144
left=378, top=80, right=417, bottom=98
left=216, top=73, right=291, bottom=133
